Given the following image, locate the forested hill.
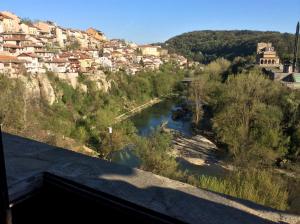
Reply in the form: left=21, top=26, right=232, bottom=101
left=164, top=30, right=297, bottom=63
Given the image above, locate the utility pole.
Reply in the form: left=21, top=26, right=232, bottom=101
left=0, top=124, right=12, bottom=224
left=293, top=22, right=300, bottom=72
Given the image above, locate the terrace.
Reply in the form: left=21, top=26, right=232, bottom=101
left=1, top=129, right=299, bottom=224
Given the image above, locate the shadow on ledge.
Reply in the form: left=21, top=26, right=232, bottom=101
left=3, top=133, right=299, bottom=224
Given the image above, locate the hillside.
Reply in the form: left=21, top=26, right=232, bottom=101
left=165, top=30, right=297, bottom=63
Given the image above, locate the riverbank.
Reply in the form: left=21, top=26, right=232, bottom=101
left=114, top=98, right=162, bottom=124
left=170, top=133, right=231, bottom=177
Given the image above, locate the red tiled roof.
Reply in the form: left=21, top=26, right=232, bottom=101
left=23, top=44, right=43, bottom=48
left=35, top=50, right=55, bottom=53
left=0, top=12, right=13, bottom=20
left=3, top=37, right=26, bottom=41
left=3, top=44, right=24, bottom=49
left=0, top=55, right=25, bottom=63
left=18, top=53, right=38, bottom=58
left=1, top=33, right=26, bottom=36
left=45, top=58, right=68, bottom=63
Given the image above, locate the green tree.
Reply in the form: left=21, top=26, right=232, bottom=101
left=212, top=72, right=289, bottom=164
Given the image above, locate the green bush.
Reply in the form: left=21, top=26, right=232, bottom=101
left=0, top=75, right=25, bottom=129
left=197, top=169, right=289, bottom=210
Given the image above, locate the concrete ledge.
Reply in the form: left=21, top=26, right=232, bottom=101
left=3, top=133, right=300, bottom=224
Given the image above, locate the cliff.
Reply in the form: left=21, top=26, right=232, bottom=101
left=2, top=72, right=111, bottom=106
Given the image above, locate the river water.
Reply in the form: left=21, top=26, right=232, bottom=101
left=110, top=99, right=193, bottom=167
left=130, top=99, right=193, bottom=137
left=111, top=99, right=227, bottom=178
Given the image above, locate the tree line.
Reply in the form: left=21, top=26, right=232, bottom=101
left=165, top=30, right=299, bottom=64
left=188, top=58, right=300, bottom=213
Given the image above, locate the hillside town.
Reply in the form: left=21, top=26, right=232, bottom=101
left=0, top=11, right=188, bottom=77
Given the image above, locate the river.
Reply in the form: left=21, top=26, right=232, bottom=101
left=111, top=98, right=228, bottom=178
left=110, top=98, right=193, bottom=167
left=130, top=98, right=193, bottom=137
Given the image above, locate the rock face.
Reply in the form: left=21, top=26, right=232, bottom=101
left=18, top=75, right=42, bottom=104
left=17, top=74, right=56, bottom=106
left=55, top=72, right=79, bottom=89
left=37, top=74, right=56, bottom=105
left=3, top=71, right=111, bottom=106
left=54, top=71, right=111, bottom=93
left=84, top=71, right=111, bottom=92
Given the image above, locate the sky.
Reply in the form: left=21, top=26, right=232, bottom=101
left=1, top=0, right=300, bottom=44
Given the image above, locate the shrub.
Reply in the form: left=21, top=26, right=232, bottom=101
left=197, top=169, right=289, bottom=210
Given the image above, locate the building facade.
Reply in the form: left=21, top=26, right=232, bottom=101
left=257, top=42, right=280, bottom=67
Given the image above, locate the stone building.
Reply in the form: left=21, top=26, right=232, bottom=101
left=257, top=42, right=280, bottom=67
left=86, top=27, right=107, bottom=42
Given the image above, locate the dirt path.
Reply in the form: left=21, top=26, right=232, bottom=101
left=114, top=98, right=162, bottom=123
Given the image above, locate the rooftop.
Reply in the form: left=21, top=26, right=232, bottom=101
left=3, top=133, right=300, bottom=224
left=0, top=55, right=25, bottom=63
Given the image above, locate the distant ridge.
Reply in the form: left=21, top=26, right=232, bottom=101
left=164, top=30, right=298, bottom=63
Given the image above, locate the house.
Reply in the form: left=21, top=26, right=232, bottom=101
left=20, top=23, right=29, bottom=34
left=56, top=27, right=67, bottom=47
left=44, top=58, right=69, bottom=73
left=1, top=11, right=20, bottom=24
left=20, top=23, right=38, bottom=35
left=34, top=21, right=56, bottom=37
left=257, top=43, right=280, bottom=67
left=97, top=57, right=113, bottom=70
left=22, top=44, right=43, bottom=53
left=159, top=48, right=168, bottom=57
left=88, top=36, right=101, bottom=49
left=84, top=48, right=99, bottom=59
left=3, top=34, right=27, bottom=47
left=78, top=54, right=93, bottom=72
left=0, top=11, right=20, bottom=33
left=34, top=21, right=51, bottom=33
left=138, top=45, right=161, bottom=57
left=17, top=52, right=42, bottom=74
left=35, top=50, right=57, bottom=61
left=86, top=28, right=107, bottom=41
left=0, top=15, right=4, bottom=33
left=57, top=52, right=81, bottom=73
left=0, top=54, right=25, bottom=75
left=2, top=44, right=24, bottom=56
left=0, top=13, right=18, bottom=33
left=28, top=24, right=39, bottom=36
left=0, top=36, right=3, bottom=51
left=79, top=32, right=89, bottom=48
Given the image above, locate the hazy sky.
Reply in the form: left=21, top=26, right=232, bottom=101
left=1, top=0, right=300, bottom=44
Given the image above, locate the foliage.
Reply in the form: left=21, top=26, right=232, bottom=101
left=165, top=30, right=299, bottom=63
left=66, top=40, right=81, bottom=51
left=195, top=169, right=289, bottom=211
left=0, top=75, right=25, bottom=129
left=212, top=72, right=290, bottom=165
left=20, top=17, right=34, bottom=26
left=134, top=131, right=185, bottom=180
left=34, top=64, right=185, bottom=158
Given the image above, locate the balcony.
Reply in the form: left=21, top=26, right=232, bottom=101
left=1, top=133, right=300, bottom=224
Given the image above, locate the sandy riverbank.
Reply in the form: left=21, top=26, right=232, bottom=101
left=171, top=134, right=232, bottom=177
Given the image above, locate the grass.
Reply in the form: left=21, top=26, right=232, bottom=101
left=195, top=169, right=289, bottom=211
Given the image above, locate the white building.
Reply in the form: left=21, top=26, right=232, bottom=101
left=17, top=53, right=42, bottom=74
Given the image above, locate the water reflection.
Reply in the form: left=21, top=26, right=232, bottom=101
left=131, top=99, right=192, bottom=137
